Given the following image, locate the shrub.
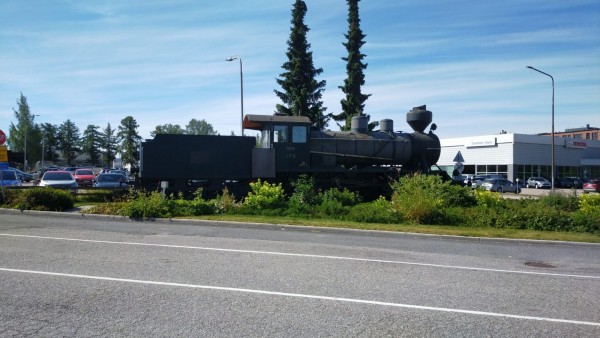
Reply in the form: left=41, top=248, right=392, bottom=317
left=347, top=197, right=401, bottom=223
left=391, top=174, right=446, bottom=224
left=244, top=179, right=286, bottom=211
left=289, top=175, right=321, bottom=206
left=474, top=189, right=505, bottom=208
left=212, top=187, right=240, bottom=214
left=579, top=193, right=600, bottom=215
left=2, top=187, right=75, bottom=211
left=126, top=191, right=171, bottom=219
left=539, top=192, right=579, bottom=212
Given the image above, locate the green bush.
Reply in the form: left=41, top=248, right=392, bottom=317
left=244, top=179, right=286, bottom=211
left=286, top=175, right=321, bottom=216
left=539, top=192, right=579, bottom=212
left=473, top=189, right=506, bottom=209
left=1, top=187, right=75, bottom=211
left=212, top=187, right=240, bottom=214
left=289, top=175, right=321, bottom=206
left=347, top=197, right=401, bottom=223
left=391, top=174, right=446, bottom=224
left=126, top=191, right=171, bottom=219
left=579, top=193, right=600, bottom=215
left=313, top=188, right=361, bottom=219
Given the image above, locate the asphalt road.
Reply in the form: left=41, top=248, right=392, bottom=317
left=1, top=210, right=599, bottom=337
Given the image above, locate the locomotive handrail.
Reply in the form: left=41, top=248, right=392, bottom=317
left=309, top=150, right=396, bottom=161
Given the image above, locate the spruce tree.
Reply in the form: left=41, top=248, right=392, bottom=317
left=81, top=124, right=102, bottom=165
left=117, top=116, right=142, bottom=167
left=274, top=0, right=328, bottom=129
left=57, top=119, right=80, bottom=165
left=332, top=0, right=371, bottom=130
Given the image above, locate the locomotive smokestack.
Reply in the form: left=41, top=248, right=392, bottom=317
left=406, top=105, right=432, bottom=133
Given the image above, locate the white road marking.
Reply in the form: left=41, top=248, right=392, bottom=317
left=1, top=233, right=599, bottom=280
left=0, top=233, right=600, bottom=279
left=1, top=267, right=599, bottom=327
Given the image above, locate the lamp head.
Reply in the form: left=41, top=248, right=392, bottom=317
left=226, top=56, right=239, bottom=62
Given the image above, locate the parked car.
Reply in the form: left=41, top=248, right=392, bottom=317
left=555, top=177, right=574, bottom=188
left=73, top=168, right=96, bottom=187
left=8, top=167, right=34, bottom=182
left=0, top=170, right=22, bottom=187
left=471, top=174, right=504, bottom=189
left=93, top=173, right=130, bottom=188
left=39, top=171, right=78, bottom=191
left=526, top=177, right=551, bottom=189
left=108, top=169, right=129, bottom=177
left=481, top=178, right=521, bottom=194
left=566, top=177, right=584, bottom=189
left=582, top=179, right=600, bottom=194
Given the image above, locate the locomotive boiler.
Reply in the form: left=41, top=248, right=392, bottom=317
left=138, top=105, right=441, bottom=197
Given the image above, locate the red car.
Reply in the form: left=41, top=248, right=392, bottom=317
left=582, top=179, right=600, bottom=194
left=73, top=168, right=96, bottom=187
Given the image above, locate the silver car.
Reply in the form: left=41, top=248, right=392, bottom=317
left=93, top=173, right=129, bottom=188
left=526, top=177, right=551, bottom=189
left=481, top=178, right=521, bottom=194
left=39, top=171, right=78, bottom=191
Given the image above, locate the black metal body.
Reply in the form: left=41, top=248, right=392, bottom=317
left=138, top=106, right=442, bottom=197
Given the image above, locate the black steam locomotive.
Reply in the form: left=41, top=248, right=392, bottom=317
left=138, top=105, right=441, bottom=198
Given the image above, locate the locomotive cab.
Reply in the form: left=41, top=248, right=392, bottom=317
left=243, top=114, right=312, bottom=178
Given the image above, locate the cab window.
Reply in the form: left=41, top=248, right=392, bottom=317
left=292, top=126, right=307, bottom=143
left=260, top=129, right=271, bottom=148
left=274, top=125, right=288, bottom=143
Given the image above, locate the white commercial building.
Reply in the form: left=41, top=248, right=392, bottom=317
left=438, top=133, right=600, bottom=182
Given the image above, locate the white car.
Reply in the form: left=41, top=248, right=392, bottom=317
left=526, top=177, right=551, bottom=189
left=39, top=171, right=78, bottom=190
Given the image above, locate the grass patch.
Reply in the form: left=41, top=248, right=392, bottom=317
left=176, top=214, right=600, bottom=243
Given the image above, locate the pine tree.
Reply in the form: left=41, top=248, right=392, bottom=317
left=100, top=123, right=118, bottom=168
left=57, top=119, right=80, bottom=165
left=117, top=116, right=142, bottom=167
left=274, top=0, right=328, bottom=129
left=7, top=93, right=42, bottom=169
left=81, top=124, right=102, bottom=165
left=332, top=0, right=371, bottom=130
left=40, top=123, right=60, bottom=165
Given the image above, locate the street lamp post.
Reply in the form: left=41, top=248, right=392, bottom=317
left=226, top=56, right=244, bottom=136
left=527, top=66, right=555, bottom=192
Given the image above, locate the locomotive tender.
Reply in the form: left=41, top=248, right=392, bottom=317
left=139, top=105, right=441, bottom=197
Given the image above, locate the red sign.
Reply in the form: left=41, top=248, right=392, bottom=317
left=0, top=129, right=6, bottom=145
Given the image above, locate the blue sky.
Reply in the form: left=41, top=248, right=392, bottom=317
left=1, top=0, right=599, bottom=140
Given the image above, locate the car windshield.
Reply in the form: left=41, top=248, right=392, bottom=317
left=76, top=170, right=94, bottom=175
left=98, top=174, right=122, bottom=182
left=1, top=170, right=18, bottom=180
left=44, top=172, right=73, bottom=180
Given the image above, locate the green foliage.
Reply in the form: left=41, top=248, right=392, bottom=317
left=391, top=174, right=447, bottom=224
left=244, top=179, right=286, bottom=211
left=579, top=193, right=600, bottom=215
left=1, top=187, right=74, bottom=211
left=313, top=187, right=361, bottom=219
left=289, top=175, right=321, bottom=206
left=126, top=191, right=171, bottom=219
left=212, top=187, right=240, bottom=214
left=331, top=0, right=371, bottom=130
left=274, top=0, right=328, bottom=129
left=117, top=116, right=142, bottom=167
left=347, top=196, right=400, bottom=223
left=474, top=189, right=505, bottom=208
left=539, top=191, right=580, bottom=212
